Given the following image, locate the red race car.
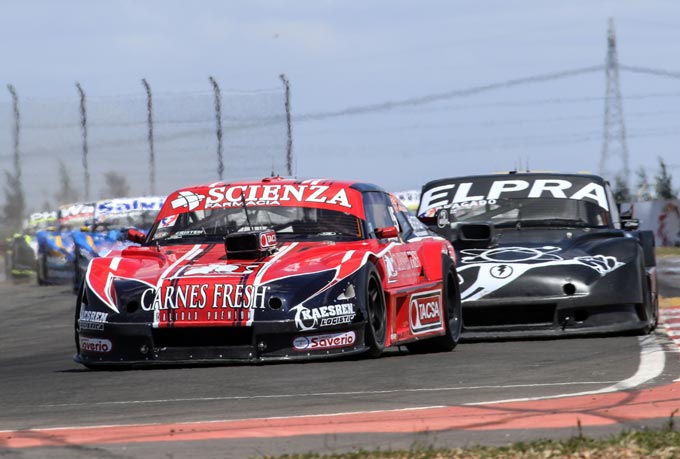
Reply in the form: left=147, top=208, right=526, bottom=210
left=75, top=177, right=461, bottom=367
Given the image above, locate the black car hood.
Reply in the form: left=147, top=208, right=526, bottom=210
left=455, top=227, right=637, bottom=302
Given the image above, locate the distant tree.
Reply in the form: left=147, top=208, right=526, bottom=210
left=2, top=170, right=25, bottom=231
left=655, top=157, right=677, bottom=200
left=100, top=171, right=130, bottom=198
left=635, top=166, right=653, bottom=201
left=39, top=188, right=53, bottom=211
left=55, top=159, right=80, bottom=205
left=612, top=174, right=631, bottom=203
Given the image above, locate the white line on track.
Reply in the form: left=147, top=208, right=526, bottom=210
left=39, top=380, right=620, bottom=408
left=468, top=334, right=665, bottom=405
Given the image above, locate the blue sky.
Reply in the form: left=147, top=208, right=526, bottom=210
left=2, top=0, right=680, bottom=208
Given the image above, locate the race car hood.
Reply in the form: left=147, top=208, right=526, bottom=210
left=456, top=227, right=638, bottom=302
left=85, top=240, right=379, bottom=325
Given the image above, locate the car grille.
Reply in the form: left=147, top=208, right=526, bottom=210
left=152, top=326, right=253, bottom=348
left=464, top=304, right=556, bottom=327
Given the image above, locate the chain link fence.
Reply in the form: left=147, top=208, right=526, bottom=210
left=1, top=84, right=288, bottom=228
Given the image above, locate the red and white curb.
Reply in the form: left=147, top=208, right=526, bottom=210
left=660, top=307, right=680, bottom=349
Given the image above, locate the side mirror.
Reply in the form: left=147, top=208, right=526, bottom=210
left=622, top=218, right=640, bottom=231
left=375, top=226, right=399, bottom=239
left=127, top=228, right=146, bottom=244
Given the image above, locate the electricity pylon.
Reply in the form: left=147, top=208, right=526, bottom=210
left=599, top=18, right=630, bottom=188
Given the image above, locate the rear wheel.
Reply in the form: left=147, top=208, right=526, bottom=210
left=364, top=264, right=386, bottom=358
left=406, top=264, right=462, bottom=353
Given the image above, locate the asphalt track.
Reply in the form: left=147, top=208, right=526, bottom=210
left=1, top=257, right=680, bottom=458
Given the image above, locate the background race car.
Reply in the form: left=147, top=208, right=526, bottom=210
left=72, top=196, right=165, bottom=292
left=4, top=211, right=57, bottom=282
left=417, top=172, right=658, bottom=339
left=75, top=177, right=462, bottom=367
left=37, top=202, right=95, bottom=286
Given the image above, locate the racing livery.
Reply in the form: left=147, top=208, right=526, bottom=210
left=417, top=172, right=658, bottom=338
left=75, top=177, right=462, bottom=367
left=72, top=196, right=165, bottom=292
left=37, top=203, right=95, bottom=285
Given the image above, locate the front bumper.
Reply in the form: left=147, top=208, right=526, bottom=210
left=460, top=259, right=650, bottom=339
left=74, top=320, right=368, bottom=367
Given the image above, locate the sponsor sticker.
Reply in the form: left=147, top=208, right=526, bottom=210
left=171, top=191, right=205, bottom=211
left=182, top=263, right=259, bottom=277
left=409, top=290, right=444, bottom=334
left=293, top=331, right=356, bottom=351
left=419, top=179, right=609, bottom=217
left=79, top=310, right=108, bottom=331
left=141, top=283, right=267, bottom=312
left=79, top=337, right=112, bottom=353
left=291, top=303, right=356, bottom=331
left=259, top=230, right=277, bottom=249
left=204, top=184, right=352, bottom=209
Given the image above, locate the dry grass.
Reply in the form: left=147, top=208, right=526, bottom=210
left=260, top=430, right=680, bottom=459
left=656, top=247, right=680, bottom=257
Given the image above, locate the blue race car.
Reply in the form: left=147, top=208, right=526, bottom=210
left=36, top=203, right=95, bottom=286
left=72, top=196, right=165, bottom=292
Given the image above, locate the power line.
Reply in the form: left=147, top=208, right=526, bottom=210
left=295, top=66, right=605, bottom=122
left=620, top=65, right=680, bottom=80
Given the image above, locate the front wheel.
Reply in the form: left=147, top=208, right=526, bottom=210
left=36, top=252, right=47, bottom=286
left=363, top=264, right=387, bottom=358
left=73, top=250, right=82, bottom=294
left=636, top=257, right=657, bottom=335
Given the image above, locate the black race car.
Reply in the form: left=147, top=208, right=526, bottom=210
left=417, top=172, right=658, bottom=339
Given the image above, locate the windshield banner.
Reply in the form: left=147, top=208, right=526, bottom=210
left=96, top=196, right=165, bottom=217
left=159, top=181, right=366, bottom=219
left=418, top=175, right=610, bottom=218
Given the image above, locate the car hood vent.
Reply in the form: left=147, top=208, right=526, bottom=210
left=225, top=229, right=278, bottom=259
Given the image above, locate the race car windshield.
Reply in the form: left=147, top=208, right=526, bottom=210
left=95, top=210, right=158, bottom=232
left=148, top=206, right=363, bottom=244
left=448, top=198, right=609, bottom=228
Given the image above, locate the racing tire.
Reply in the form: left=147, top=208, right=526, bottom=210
left=73, top=286, right=109, bottom=371
left=72, top=250, right=82, bottom=294
left=406, top=261, right=462, bottom=354
left=74, top=284, right=83, bottom=353
left=636, top=257, right=657, bottom=335
left=363, top=264, right=387, bottom=358
left=644, top=272, right=659, bottom=333
left=36, top=252, right=47, bottom=286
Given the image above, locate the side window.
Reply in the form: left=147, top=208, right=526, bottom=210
left=395, top=210, right=413, bottom=240
left=363, top=192, right=396, bottom=237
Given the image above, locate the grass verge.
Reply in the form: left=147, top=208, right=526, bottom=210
left=657, top=246, right=680, bottom=257
left=260, top=429, right=680, bottom=459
